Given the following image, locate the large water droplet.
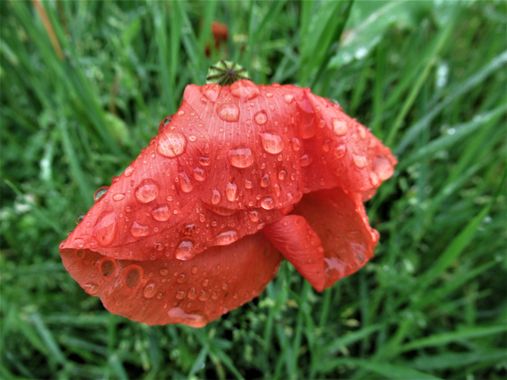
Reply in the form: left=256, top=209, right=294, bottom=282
left=124, top=265, right=143, bottom=288
left=332, top=119, right=348, bottom=136
left=167, top=307, right=206, bottom=328
left=193, top=167, right=206, bottom=182
left=230, top=81, right=259, bottom=100
left=152, top=205, right=171, bottom=221
left=157, top=131, right=187, bottom=158
left=229, top=147, right=254, bottom=168
left=214, top=230, right=238, bottom=246
left=83, top=282, right=99, bottom=295
left=94, top=186, right=108, bottom=202
left=95, top=212, right=117, bottom=246
left=178, top=172, right=193, bottom=193
left=284, top=94, right=294, bottom=104
left=143, top=282, right=157, bottom=299
left=100, top=259, right=116, bottom=277
left=135, top=181, right=159, bottom=203
left=130, top=221, right=149, bottom=237
left=225, top=182, right=237, bottom=202
left=175, top=240, right=195, bottom=261
left=112, top=193, right=125, bottom=201
left=260, top=133, right=284, bottom=154
left=353, top=154, right=368, bottom=168
left=217, top=103, right=240, bottom=122
left=254, top=111, right=268, bottom=125
left=260, top=197, right=274, bottom=210
left=211, top=189, right=221, bottom=205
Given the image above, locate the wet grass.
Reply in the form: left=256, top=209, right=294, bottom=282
left=1, top=0, right=506, bottom=379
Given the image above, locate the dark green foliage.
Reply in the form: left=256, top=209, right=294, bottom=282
left=1, top=1, right=506, bottom=379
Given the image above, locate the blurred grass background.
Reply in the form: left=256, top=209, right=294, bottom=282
left=1, top=0, right=506, bottom=379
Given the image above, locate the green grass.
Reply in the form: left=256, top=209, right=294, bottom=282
left=1, top=0, right=506, bottom=379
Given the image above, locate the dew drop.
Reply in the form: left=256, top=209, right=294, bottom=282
left=278, top=169, right=287, bottom=181
left=167, top=307, right=206, bottom=327
left=124, top=266, right=143, bottom=288
left=215, top=230, right=239, bottom=246
left=230, top=81, right=260, bottom=100
left=249, top=210, right=259, bottom=222
left=260, top=133, right=284, bottom=154
left=300, top=154, right=312, bottom=167
left=374, top=156, right=394, bottom=180
left=143, top=282, right=157, bottom=299
left=95, top=212, right=117, bottom=246
left=217, top=103, right=240, bottom=122
left=176, top=291, right=186, bottom=300
left=130, top=221, right=149, bottom=237
left=178, top=172, right=193, bottom=193
left=369, top=172, right=380, bottom=186
left=152, top=205, right=171, bottom=221
left=254, top=111, right=268, bottom=125
left=193, top=167, right=206, bottom=182
left=334, top=144, right=347, bottom=158
left=124, top=166, right=134, bottom=177
left=157, top=131, right=187, bottom=158
left=260, top=173, right=270, bottom=188
left=94, top=186, right=108, bottom=202
left=260, top=197, right=275, bottom=210
left=187, top=287, right=197, bottom=300
left=211, top=189, right=221, bottom=205
left=112, top=193, right=125, bottom=201
left=284, top=94, right=294, bottom=104
left=229, top=147, right=254, bottom=168
left=225, top=182, right=238, bottom=202
left=175, top=240, right=195, bottom=261
left=291, top=137, right=302, bottom=152
left=199, top=156, right=210, bottom=166
left=176, top=273, right=187, bottom=284
left=83, top=282, right=99, bottom=295
left=332, top=119, right=348, bottom=136
left=353, top=154, right=368, bottom=168
left=159, top=268, right=169, bottom=276
left=135, top=181, right=159, bottom=203
left=100, top=259, right=116, bottom=277
left=198, top=290, right=209, bottom=301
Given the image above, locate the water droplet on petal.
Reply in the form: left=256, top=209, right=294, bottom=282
left=211, top=189, right=221, bottom=205
left=254, top=111, right=268, bottom=125
left=202, top=85, right=219, bottom=102
left=260, top=133, right=284, bottom=154
left=217, top=103, right=239, bottom=122
left=83, top=282, right=99, bottom=295
left=334, top=144, right=347, bottom=158
left=230, top=81, right=260, bottom=100
left=278, top=169, right=287, bottom=181
left=225, top=183, right=237, bottom=202
left=152, top=205, right=171, bottom=221
left=175, top=240, right=195, bottom=261
left=300, top=154, right=312, bottom=167
left=260, top=173, right=270, bottom=188
left=369, top=172, right=380, bottom=186
left=135, top=181, right=159, bottom=203
left=95, top=212, right=117, bottom=246
left=176, top=291, right=186, bottom=300
left=176, top=273, right=187, bottom=284
left=124, top=166, right=134, bottom=177
left=158, top=132, right=187, bottom=158
left=260, top=196, right=274, bottom=210
left=160, top=268, right=169, bottom=276
left=291, top=137, right=302, bottom=152
left=214, top=230, right=238, bottom=246
left=229, top=147, right=254, bottom=168
left=167, top=307, right=206, bottom=327
left=94, top=186, right=109, bottom=202
left=112, top=193, right=125, bottom=201
left=100, top=259, right=116, bottom=277
left=193, top=167, right=206, bottom=182
left=143, top=282, right=157, bottom=299
left=353, top=154, right=368, bottom=168
left=130, top=221, right=149, bottom=237
left=249, top=210, right=259, bottom=222
left=178, top=172, right=193, bottom=193
left=374, top=156, right=394, bottom=180
left=332, top=119, right=348, bottom=136
left=199, top=156, right=210, bottom=166
left=124, top=265, right=143, bottom=288
left=284, top=94, right=294, bottom=103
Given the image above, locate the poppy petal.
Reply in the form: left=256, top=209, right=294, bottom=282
left=293, top=188, right=379, bottom=289
left=60, top=233, right=281, bottom=326
left=263, top=215, right=326, bottom=291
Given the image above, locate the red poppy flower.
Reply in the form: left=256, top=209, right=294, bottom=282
left=59, top=77, right=396, bottom=327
